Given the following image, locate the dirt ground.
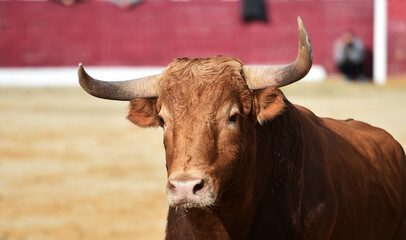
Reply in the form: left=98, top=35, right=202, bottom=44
left=1, top=79, right=406, bottom=240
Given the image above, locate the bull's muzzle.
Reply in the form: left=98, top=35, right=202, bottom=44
left=167, top=175, right=215, bottom=209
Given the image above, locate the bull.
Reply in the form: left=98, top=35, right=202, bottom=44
left=78, top=17, right=406, bottom=239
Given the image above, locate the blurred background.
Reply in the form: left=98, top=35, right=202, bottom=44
left=1, top=0, right=406, bottom=84
left=1, top=0, right=406, bottom=239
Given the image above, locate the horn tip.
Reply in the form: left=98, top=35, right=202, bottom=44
left=297, top=16, right=304, bottom=29
left=78, top=63, right=85, bottom=80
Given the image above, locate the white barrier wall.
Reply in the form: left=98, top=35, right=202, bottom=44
left=0, top=66, right=326, bottom=87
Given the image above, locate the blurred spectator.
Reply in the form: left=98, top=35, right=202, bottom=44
left=52, top=0, right=80, bottom=6
left=109, top=0, right=143, bottom=9
left=334, top=30, right=366, bottom=81
left=242, top=0, right=267, bottom=22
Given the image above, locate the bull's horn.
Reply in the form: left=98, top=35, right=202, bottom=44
left=78, top=63, right=161, bottom=100
left=243, top=16, right=313, bottom=89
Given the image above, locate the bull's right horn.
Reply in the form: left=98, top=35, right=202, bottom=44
left=243, top=16, right=313, bottom=89
left=78, top=63, right=161, bottom=101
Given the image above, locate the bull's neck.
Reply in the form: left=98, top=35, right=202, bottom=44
left=248, top=103, right=305, bottom=237
left=215, top=102, right=305, bottom=239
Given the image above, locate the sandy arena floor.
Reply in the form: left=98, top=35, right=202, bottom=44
left=1, top=80, right=406, bottom=239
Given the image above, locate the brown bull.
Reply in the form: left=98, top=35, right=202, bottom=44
left=78, top=17, right=406, bottom=239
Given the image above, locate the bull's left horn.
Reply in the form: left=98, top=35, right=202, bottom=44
left=243, top=16, right=313, bottom=89
left=78, top=63, right=161, bottom=100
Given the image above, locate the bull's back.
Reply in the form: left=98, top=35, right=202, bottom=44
left=294, top=105, right=406, bottom=239
left=327, top=118, right=406, bottom=239
left=320, top=116, right=406, bottom=239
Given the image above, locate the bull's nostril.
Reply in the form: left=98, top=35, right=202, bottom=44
left=193, top=180, right=204, bottom=194
left=169, top=182, right=176, bottom=193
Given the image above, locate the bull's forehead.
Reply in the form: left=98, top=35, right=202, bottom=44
left=158, top=56, right=252, bottom=115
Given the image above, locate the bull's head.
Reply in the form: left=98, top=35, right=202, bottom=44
left=78, top=17, right=312, bottom=209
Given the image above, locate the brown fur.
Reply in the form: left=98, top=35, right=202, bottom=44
left=127, top=56, right=406, bottom=239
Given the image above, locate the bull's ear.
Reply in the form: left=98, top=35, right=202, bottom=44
left=127, top=98, right=160, bottom=128
left=254, top=87, right=286, bottom=124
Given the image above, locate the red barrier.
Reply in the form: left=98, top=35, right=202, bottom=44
left=388, top=1, right=406, bottom=75
left=0, top=0, right=375, bottom=74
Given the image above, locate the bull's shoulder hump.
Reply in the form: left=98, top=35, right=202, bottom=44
left=293, top=104, right=404, bottom=158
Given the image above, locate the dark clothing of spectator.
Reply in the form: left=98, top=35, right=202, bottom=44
left=334, top=32, right=366, bottom=81
left=242, top=0, right=267, bottom=22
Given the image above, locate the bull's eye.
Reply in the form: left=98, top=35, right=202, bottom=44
left=158, top=116, right=165, bottom=125
left=229, top=114, right=239, bottom=122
